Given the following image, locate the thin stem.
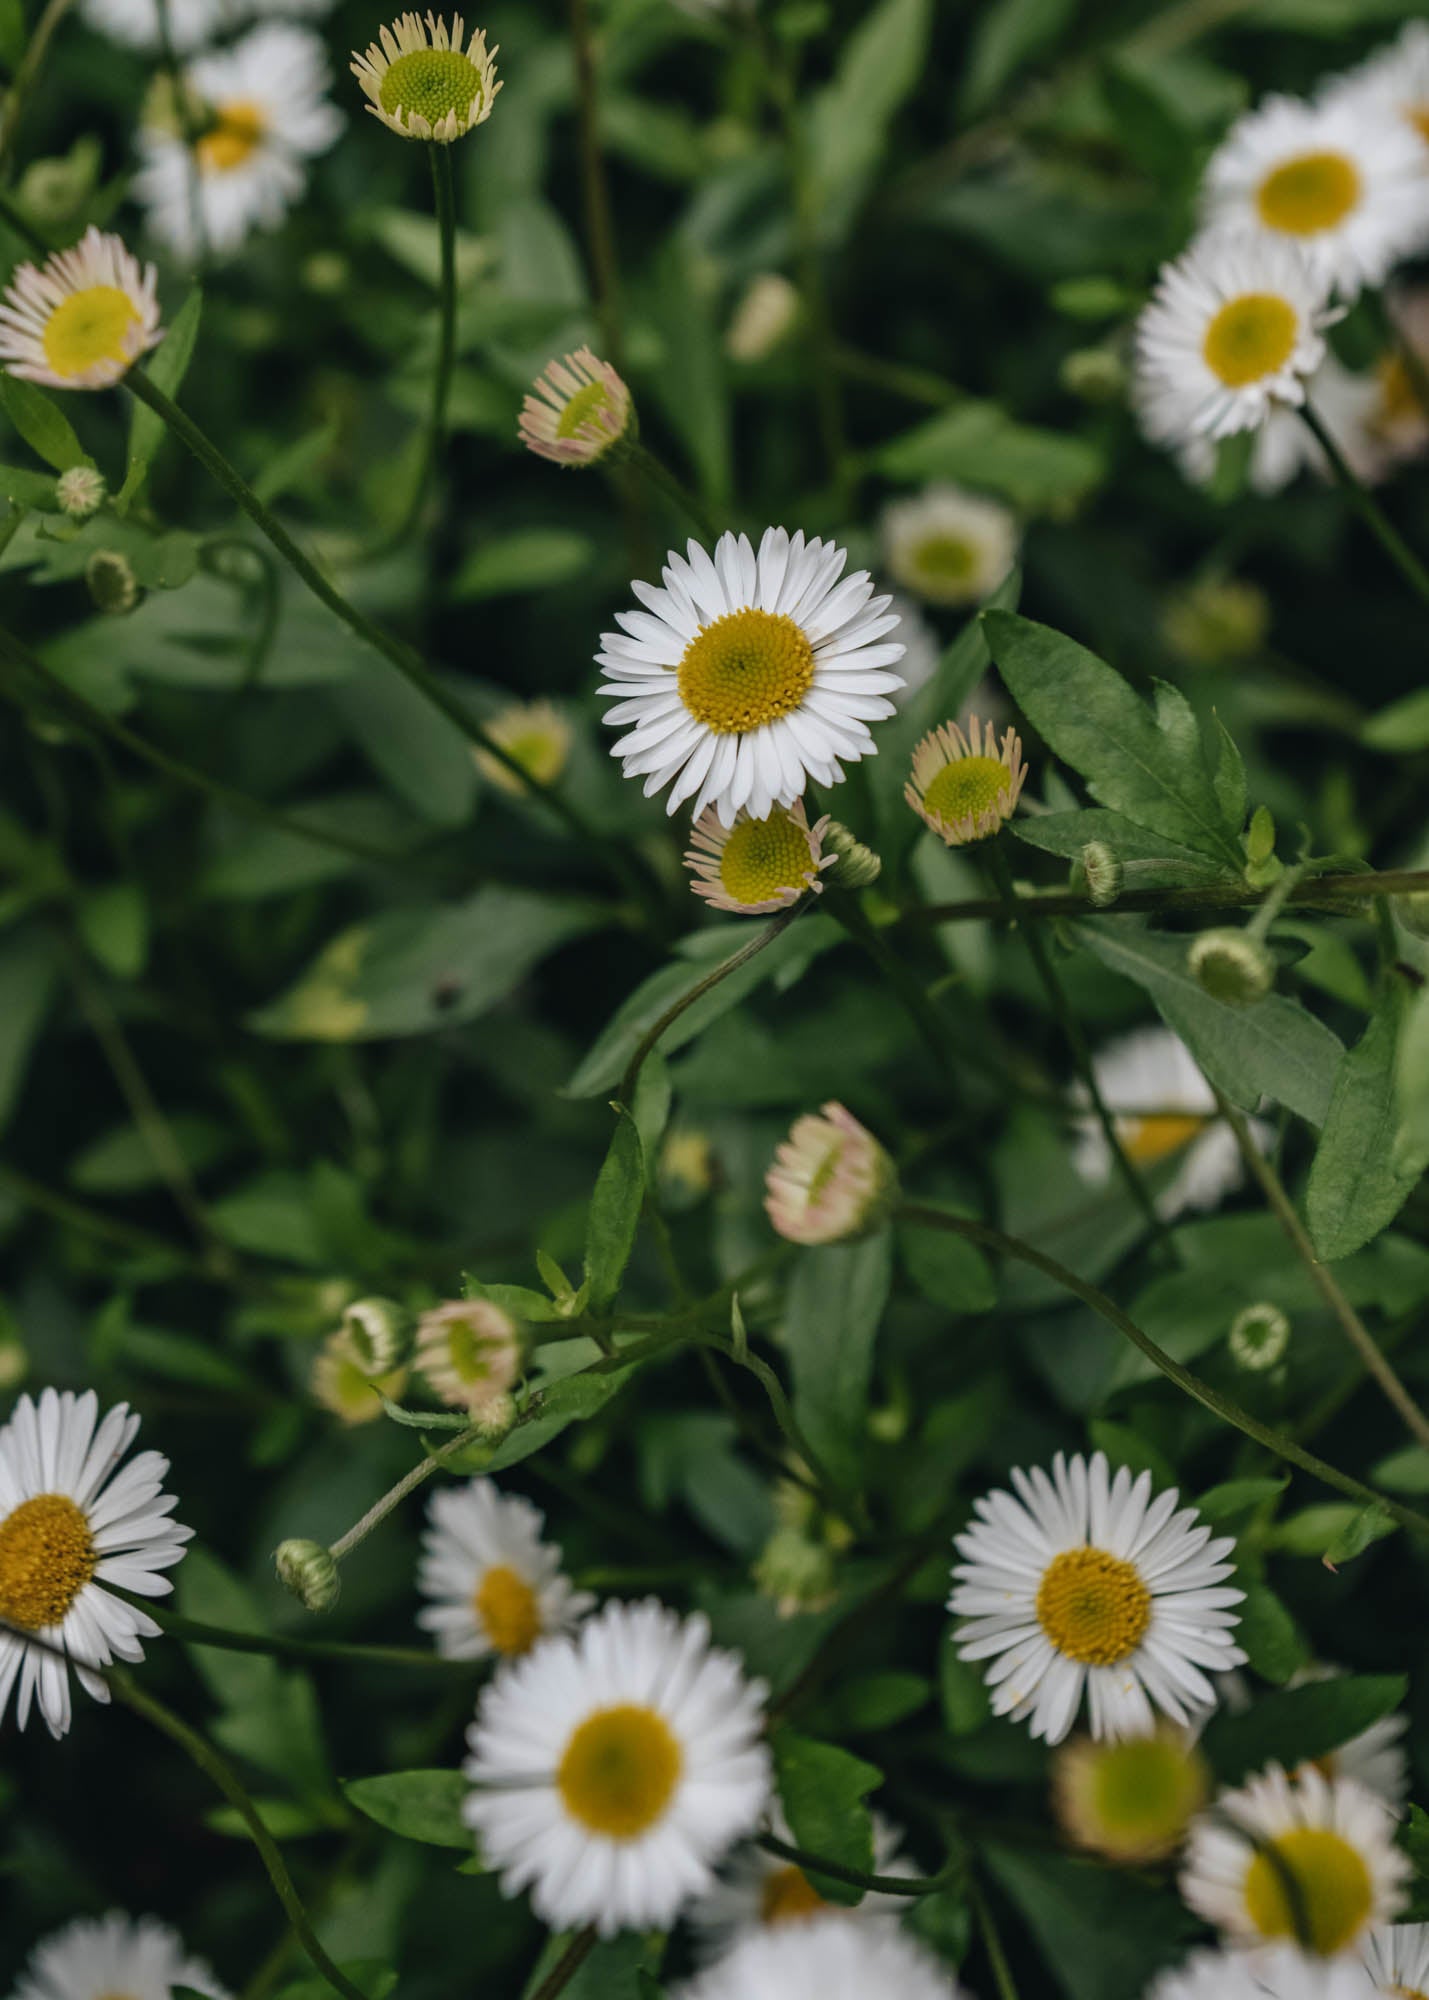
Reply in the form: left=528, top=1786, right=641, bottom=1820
left=756, top=1831, right=950, bottom=1897
left=376, top=145, right=457, bottom=552
left=1215, top=1092, right=1429, bottom=1452
left=972, top=1877, right=1021, bottom=2000
left=567, top=0, right=623, bottom=371
left=833, top=343, right=965, bottom=408
left=897, top=1202, right=1429, bottom=1539
left=327, top=1421, right=481, bottom=1562
left=202, top=538, right=283, bottom=693
left=905, top=868, right=1429, bottom=927
left=143, top=1604, right=478, bottom=1671
left=109, top=1670, right=370, bottom=2000
left=528, top=1928, right=599, bottom=2000
left=0, top=0, right=80, bottom=173
left=1301, top=403, right=1429, bottom=614
left=623, top=440, right=719, bottom=540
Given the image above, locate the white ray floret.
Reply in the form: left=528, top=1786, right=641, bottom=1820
left=1148, top=1942, right=1384, bottom=2000
left=417, top=1477, right=593, bottom=1662
left=677, top=1913, right=969, bottom=2000
left=1364, top=1922, right=1429, bottom=1998
left=351, top=12, right=500, bottom=144
left=11, top=1912, right=227, bottom=2000
left=79, top=0, right=231, bottom=54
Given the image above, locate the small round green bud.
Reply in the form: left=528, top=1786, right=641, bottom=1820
left=1079, top=840, right=1123, bottom=908
left=340, top=1296, right=412, bottom=1377
left=85, top=549, right=139, bottom=616
left=1394, top=892, right=1429, bottom=942
left=1060, top=345, right=1126, bottom=404
left=274, top=1538, right=340, bottom=1613
left=1187, top=928, right=1275, bottom=1007
left=821, top=820, right=883, bottom=890
left=55, top=465, right=105, bottom=519
left=1228, top=1302, right=1291, bottom=1372
left=468, top=1389, right=517, bottom=1442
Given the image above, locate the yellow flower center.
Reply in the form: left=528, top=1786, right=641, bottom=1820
left=717, top=808, right=814, bottom=906
left=196, top=99, right=266, bottom=173
left=1036, top=1546, right=1152, bottom=1665
left=1242, top=1827, right=1373, bottom=1956
left=1256, top=150, right=1362, bottom=235
left=678, top=609, right=815, bottom=735
left=0, top=1493, right=96, bottom=1629
left=759, top=1864, right=829, bottom=1926
left=555, top=381, right=613, bottom=441
left=379, top=47, right=484, bottom=125
left=1202, top=294, right=1299, bottom=387
left=556, top=1703, right=683, bottom=1839
left=912, top=532, right=979, bottom=585
left=41, top=285, right=141, bottom=381
left=1120, top=1113, right=1205, bottom=1167
left=1411, top=107, right=1429, bottom=146
left=473, top=1563, right=542, bottom=1657
left=1077, top=1735, right=1208, bottom=1857
left=920, top=754, right=1011, bottom=833
left=1393, top=1988, right=1429, bottom=2000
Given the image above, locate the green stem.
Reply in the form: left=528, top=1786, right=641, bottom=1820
left=1301, top=402, right=1429, bottom=615
left=757, top=1831, right=950, bottom=1897
left=904, top=868, right=1429, bottom=927
left=0, top=1158, right=224, bottom=1271
left=831, top=893, right=959, bottom=1093
left=972, top=1877, right=1021, bottom=2000
left=623, top=440, right=718, bottom=541
left=528, top=1928, right=599, bottom=2000
left=833, top=343, right=965, bottom=408
left=896, top=1202, right=1429, bottom=1539
left=144, top=1604, right=478, bottom=1671
left=0, top=0, right=80, bottom=174
left=110, top=1670, right=369, bottom=2000
left=327, top=1421, right=481, bottom=1562
left=378, top=145, right=457, bottom=551
left=203, top=538, right=283, bottom=693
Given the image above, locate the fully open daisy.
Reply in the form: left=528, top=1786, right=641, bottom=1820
left=351, top=12, right=500, bottom=144
left=134, top=25, right=342, bottom=263
left=78, top=0, right=228, bottom=53
left=904, top=716, right=1026, bottom=846
left=1324, top=24, right=1429, bottom=165
left=519, top=349, right=632, bottom=466
left=1181, top=1765, right=1409, bottom=1959
left=687, top=1807, right=917, bottom=1964
left=1200, top=94, right=1429, bottom=299
left=0, top=1389, right=190, bottom=1739
left=1365, top=1924, right=1429, bottom=1997
left=597, top=528, right=905, bottom=826
left=950, top=1450, right=1245, bottom=1745
left=463, top=1598, right=771, bottom=1935
left=880, top=484, right=1019, bottom=609
left=0, top=229, right=161, bottom=392
left=1053, top=1724, right=1210, bottom=1861
left=415, top=1298, right=522, bottom=1420
left=1134, top=231, right=1333, bottom=453
left=764, top=1103, right=896, bottom=1246
left=1149, top=1944, right=1382, bottom=2000
left=418, top=1478, right=592, bottom=1662
left=678, top=1915, right=969, bottom=2000
left=685, top=800, right=833, bottom=915
left=1176, top=352, right=1382, bottom=492
left=11, top=1913, right=227, bottom=2000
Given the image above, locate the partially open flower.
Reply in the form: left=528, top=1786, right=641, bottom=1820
left=905, top=716, right=1027, bottom=846
left=473, top=700, right=572, bottom=794
left=685, top=801, right=832, bottom=915
left=340, top=1296, right=412, bottom=1377
left=519, top=348, right=633, bottom=466
left=0, top=227, right=161, bottom=391
left=351, top=12, right=499, bottom=144
left=415, top=1297, right=522, bottom=1420
left=1053, top=1727, right=1210, bottom=1862
left=765, top=1103, right=896, bottom=1246
left=310, top=1328, right=408, bottom=1424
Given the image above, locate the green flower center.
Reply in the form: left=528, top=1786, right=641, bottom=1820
left=1083, top=1736, right=1207, bottom=1854
left=913, top=532, right=978, bottom=583
left=555, top=380, right=613, bottom=441
left=921, top=754, right=1011, bottom=830
left=718, top=808, right=813, bottom=905
left=379, top=47, right=484, bottom=125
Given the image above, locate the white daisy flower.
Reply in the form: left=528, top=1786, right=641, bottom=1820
left=417, top=1478, right=593, bottom=1662
left=764, top=1102, right=896, bottom=1247
left=351, top=12, right=500, bottom=145
left=1180, top=1765, right=1410, bottom=1959
left=677, top=1913, right=969, bottom=2000
left=1070, top=1025, right=1266, bottom=1221
left=0, top=228, right=161, bottom=392
left=1364, top=1923, right=1429, bottom=1998
left=596, top=528, right=905, bottom=827
left=1177, top=352, right=1382, bottom=492
left=463, top=1598, right=771, bottom=1937
left=1149, top=1943, right=1383, bottom=2000
left=78, top=0, right=231, bottom=55
left=1323, top=23, right=1429, bottom=164
left=1134, top=230, right=1334, bottom=453
left=134, top=26, right=342, bottom=264
left=0, top=1389, right=191, bottom=1740
left=687, top=1807, right=917, bottom=1964
left=11, top=1912, right=227, bottom=2000
left=1199, top=94, right=1429, bottom=300
left=880, top=484, right=1019, bottom=609
left=949, top=1449, right=1246, bottom=1746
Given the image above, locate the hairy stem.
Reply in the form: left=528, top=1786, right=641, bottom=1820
left=327, top=1422, right=482, bottom=1562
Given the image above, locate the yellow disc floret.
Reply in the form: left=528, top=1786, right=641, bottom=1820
left=1202, top=294, right=1299, bottom=387
left=678, top=609, right=816, bottom=735
left=473, top=1563, right=542, bottom=1657
left=41, top=286, right=142, bottom=381
left=1256, top=151, right=1362, bottom=235
left=0, top=1492, right=96, bottom=1630
left=1036, top=1547, right=1152, bottom=1666
left=197, top=100, right=266, bottom=173
left=911, top=533, right=978, bottom=587
left=1242, top=1827, right=1373, bottom=1956
left=920, top=755, right=1012, bottom=831
left=557, top=1703, right=683, bottom=1839
left=718, top=809, right=816, bottom=906
left=379, top=47, right=485, bottom=124
left=760, top=1864, right=829, bottom=1926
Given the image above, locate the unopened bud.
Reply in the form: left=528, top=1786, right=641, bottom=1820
left=1394, top=892, right=1429, bottom=942
left=765, top=1102, right=897, bottom=1245
left=1163, top=576, right=1270, bottom=665
left=467, top=1388, right=516, bottom=1442
left=55, top=465, right=105, bottom=519
left=1060, top=345, right=1126, bottom=404
left=274, top=1538, right=340, bottom=1613
left=753, top=1526, right=836, bottom=1615
left=1228, top=1302, right=1291, bottom=1372
left=86, top=549, right=139, bottom=616
left=1079, top=840, right=1123, bottom=908
left=340, top=1296, right=412, bottom=1377
left=1187, top=928, right=1275, bottom=1007
left=726, top=272, right=801, bottom=363
left=821, top=820, right=882, bottom=890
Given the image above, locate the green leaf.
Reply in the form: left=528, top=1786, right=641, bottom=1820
left=1322, top=1503, right=1398, bottom=1568
left=647, top=238, right=731, bottom=506
left=939, top=1628, right=992, bottom=1735
left=0, top=373, right=87, bottom=472
left=1195, top=1476, right=1287, bottom=1523
left=1370, top=1445, right=1429, bottom=1495
left=782, top=1231, right=893, bottom=1490
left=960, top=0, right=1075, bottom=116
left=327, top=659, right=478, bottom=829
left=1307, top=982, right=1424, bottom=1260
left=451, top=528, right=593, bottom=602
left=251, top=417, right=339, bottom=506
left=1235, top=1579, right=1309, bottom=1684
left=461, top=1362, right=639, bottom=1475
left=343, top=1771, right=471, bottom=1849
left=0, top=926, right=58, bottom=1133
left=119, top=289, right=202, bottom=510
left=1200, top=1675, right=1407, bottom=1787
left=1012, top=807, right=1233, bottom=889
left=1075, top=918, right=1345, bottom=1126
left=982, top=1841, right=1196, bottom=2000
left=898, top=1215, right=997, bottom=1313
left=584, top=1111, right=645, bottom=1310
left=1087, top=1418, right=1177, bottom=1490
left=1362, top=686, right=1429, bottom=752
left=76, top=880, right=147, bottom=979
left=877, top=404, right=1102, bottom=513
left=984, top=613, right=1241, bottom=864
left=70, top=1112, right=230, bottom=1194
left=772, top=1731, right=882, bottom=1908
left=0, top=461, right=63, bottom=506
left=807, top=0, right=932, bottom=238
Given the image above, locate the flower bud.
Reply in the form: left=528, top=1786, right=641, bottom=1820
left=765, top=1101, right=897, bottom=1245
left=85, top=549, right=139, bottom=616
left=274, top=1538, right=340, bottom=1613
left=1163, top=576, right=1270, bottom=665
left=1394, top=892, right=1429, bottom=942
left=340, top=1296, right=412, bottom=1377
left=55, top=465, right=105, bottom=519
left=1059, top=345, right=1126, bottom=404
left=519, top=348, right=634, bottom=466
left=1229, top=1301, right=1291, bottom=1372
left=753, top=1526, right=836, bottom=1616
left=415, top=1298, right=523, bottom=1415
left=726, top=272, right=801, bottom=362
left=1053, top=1728, right=1209, bottom=1862
left=1186, top=928, right=1275, bottom=1007
left=1079, top=840, right=1123, bottom=908
left=310, top=1328, right=408, bottom=1425
left=820, top=819, right=883, bottom=889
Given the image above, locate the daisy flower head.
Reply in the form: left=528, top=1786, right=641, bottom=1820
left=1134, top=230, right=1334, bottom=455
left=473, top=700, right=573, bottom=793
left=415, top=1298, right=522, bottom=1420
left=687, top=1806, right=917, bottom=1964
left=519, top=348, right=633, bottom=467
left=1323, top=23, right=1429, bottom=163
left=1180, top=1765, right=1410, bottom=1959
left=1365, top=1923, right=1429, bottom=1998
left=1149, top=1943, right=1383, bottom=2000
left=351, top=12, right=499, bottom=143
left=0, top=228, right=161, bottom=392
left=1200, top=93, right=1429, bottom=300
left=11, top=1913, right=227, bottom=2000
left=463, top=1598, right=772, bottom=1936
left=904, top=715, right=1026, bottom=847
left=677, top=1914, right=970, bottom=2000
left=949, top=1449, right=1246, bottom=1746
left=764, top=1102, right=896, bottom=1247
left=1176, top=351, right=1382, bottom=492
left=134, top=25, right=343, bottom=263
left=310, top=1327, right=408, bottom=1424
left=597, top=528, right=905, bottom=827
left=78, top=0, right=228, bottom=53
left=1053, top=1724, right=1210, bottom=1862
left=685, top=800, right=833, bottom=915
left=417, top=1478, right=592, bottom=1662
left=880, top=484, right=1019, bottom=609
left=0, top=1389, right=191, bottom=1739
